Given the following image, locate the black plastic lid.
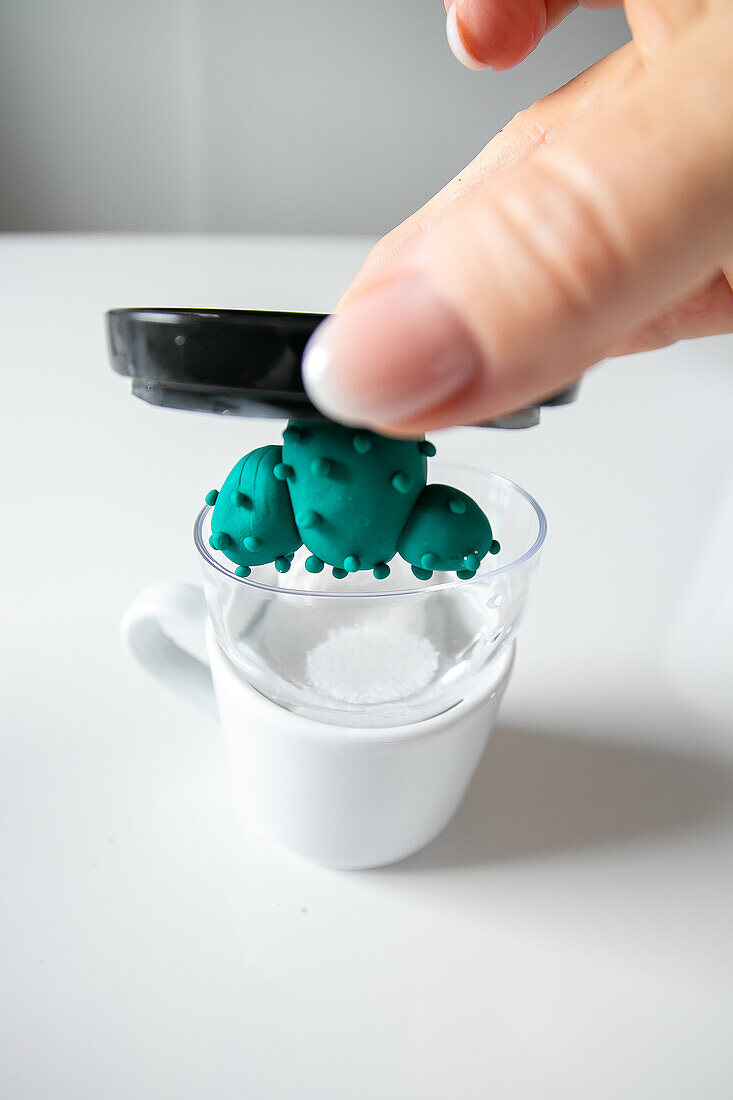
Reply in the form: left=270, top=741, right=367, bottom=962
left=106, top=307, right=578, bottom=427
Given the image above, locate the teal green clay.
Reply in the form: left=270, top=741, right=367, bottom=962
left=207, top=422, right=499, bottom=581
left=281, top=420, right=426, bottom=571
left=208, top=444, right=301, bottom=570
left=397, top=484, right=495, bottom=577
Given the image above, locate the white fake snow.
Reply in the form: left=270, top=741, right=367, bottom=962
left=306, top=622, right=439, bottom=705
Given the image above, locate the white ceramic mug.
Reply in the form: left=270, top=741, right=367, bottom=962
left=123, top=583, right=515, bottom=869
left=122, top=464, right=545, bottom=869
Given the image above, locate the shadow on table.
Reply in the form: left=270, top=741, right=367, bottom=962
left=396, top=721, right=733, bottom=871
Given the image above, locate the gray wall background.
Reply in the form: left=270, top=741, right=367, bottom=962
left=0, top=1, right=629, bottom=235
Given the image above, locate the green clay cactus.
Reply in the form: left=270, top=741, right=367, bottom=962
left=206, top=420, right=500, bottom=581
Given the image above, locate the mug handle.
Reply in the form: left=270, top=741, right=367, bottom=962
left=121, top=581, right=217, bottom=717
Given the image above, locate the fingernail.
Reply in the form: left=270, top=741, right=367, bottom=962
left=445, top=4, right=488, bottom=71
left=302, top=275, right=482, bottom=426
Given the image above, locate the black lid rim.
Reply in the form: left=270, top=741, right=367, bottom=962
left=106, top=307, right=327, bottom=325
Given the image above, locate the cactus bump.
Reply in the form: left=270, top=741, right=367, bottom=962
left=205, top=420, right=500, bottom=580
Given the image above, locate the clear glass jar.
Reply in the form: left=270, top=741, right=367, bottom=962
left=196, top=462, right=546, bottom=727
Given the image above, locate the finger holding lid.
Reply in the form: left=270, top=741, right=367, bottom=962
left=445, top=0, right=581, bottom=71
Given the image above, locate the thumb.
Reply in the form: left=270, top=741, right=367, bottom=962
left=303, top=9, right=733, bottom=434
left=445, top=0, right=581, bottom=72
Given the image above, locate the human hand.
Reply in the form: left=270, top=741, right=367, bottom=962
left=303, top=0, right=733, bottom=434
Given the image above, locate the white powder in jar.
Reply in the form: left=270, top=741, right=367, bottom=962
left=305, top=622, right=439, bottom=706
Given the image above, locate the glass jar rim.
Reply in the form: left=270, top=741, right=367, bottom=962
left=193, top=462, right=547, bottom=599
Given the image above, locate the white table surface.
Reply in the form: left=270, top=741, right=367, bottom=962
left=1, top=235, right=732, bottom=1100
